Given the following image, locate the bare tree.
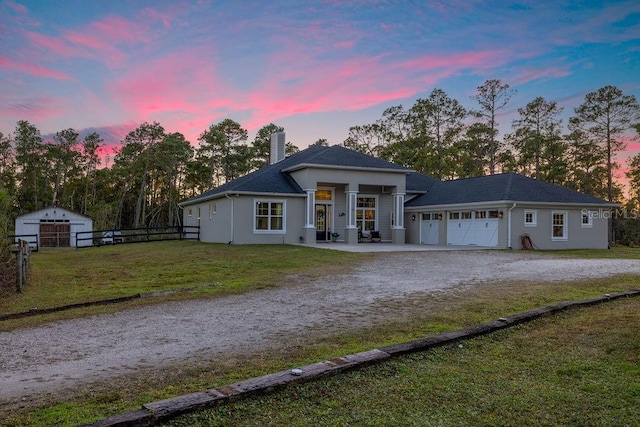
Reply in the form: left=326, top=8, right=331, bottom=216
left=473, top=79, right=516, bottom=175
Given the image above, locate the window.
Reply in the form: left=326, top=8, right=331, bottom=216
left=461, top=211, right=472, bottom=220
left=356, top=196, right=377, bottom=232
left=475, top=211, right=487, bottom=219
left=422, top=213, right=431, bottom=221
left=209, top=203, right=216, bottom=219
left=316, top=189, right=333, bottom=201
left=254, top=200, right=285, bottom=233
left=552, top=211, right=568, bottom=240
left=524, top=210, right=537, bottom=227
left=488, top=210, right=500, bottom=219
left=581, top=211, right=593, bottom=228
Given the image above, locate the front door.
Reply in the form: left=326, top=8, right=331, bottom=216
left=315, top=204, right=332, bottom=241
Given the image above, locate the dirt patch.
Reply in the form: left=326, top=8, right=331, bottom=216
left=0, top=251, right=638, bottom=410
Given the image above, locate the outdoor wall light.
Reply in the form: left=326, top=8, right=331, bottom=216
left=411, top=214, right=416, bottom=221
left=339, top=212, right=346, bottom=217
left=499, top=211, right=504, bottom=219
left=438, top=214, right=443, bottom=220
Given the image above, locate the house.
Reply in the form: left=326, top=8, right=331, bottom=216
left=180, top=135, right=616, bottom=250
left=14, top=206, right=94, bottom=248
left=180, top=136, right=415, bottom=245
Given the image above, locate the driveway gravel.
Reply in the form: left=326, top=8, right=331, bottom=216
left=1, top=250, right=639, bottom=405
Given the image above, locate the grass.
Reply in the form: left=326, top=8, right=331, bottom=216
left=540, top=245, right=640, bottom=259
left=1, top=243, right=639, bottom=426
left=162, top=298, right=640, bottom=427
left=0, top=241, right=369, bottom=326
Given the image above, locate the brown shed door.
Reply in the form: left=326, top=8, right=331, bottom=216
left=40, top=223, right=71, bottom=247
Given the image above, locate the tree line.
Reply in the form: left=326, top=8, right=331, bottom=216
left=0, top=81, right=639, bottom=238
left=344, top=82, right=640, bottom=204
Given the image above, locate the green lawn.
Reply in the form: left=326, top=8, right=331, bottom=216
left=164, top=298, right=640, bottom=427
left=2, top=243, right=639, bottom=426
left=0, top=241, right=369, bottom=323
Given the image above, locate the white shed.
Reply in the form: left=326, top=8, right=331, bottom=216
left=14, top=206, right=93, bottom=248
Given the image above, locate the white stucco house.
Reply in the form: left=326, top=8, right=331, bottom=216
left=179, top=135, right=616, bottom=250
left=14, top=206, right=94, bottom=248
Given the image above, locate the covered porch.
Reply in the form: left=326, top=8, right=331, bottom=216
left=300, top=182, right=406, bottom=245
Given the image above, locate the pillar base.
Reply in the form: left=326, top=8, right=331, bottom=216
left=391, top=228, right=405, bottom=244
left=302, top=227, right=316, bottom=244
left=344, top=228, right=358, bottom=244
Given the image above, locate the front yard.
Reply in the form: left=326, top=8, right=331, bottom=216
left=1, top=243, right=638, bottom=426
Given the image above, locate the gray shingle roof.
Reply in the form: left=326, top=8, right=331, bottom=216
left=406, top=172, right=440, bottom=193
left=181, top=144, right=611, bottom=208
left=283, top=145, right=412, bottom=171
left=406, top=172, right=613, bottom=207
left=180, top=145, right=412, bottom=205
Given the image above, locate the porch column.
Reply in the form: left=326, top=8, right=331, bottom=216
left=391, top=192, right=406, bottom=244
left=345, top=190, right=358, bottom=244
left=305, top=189, right=316, bottom=227
left=345, top=190, right=358, bottom=229
left=303, top=189, right=316, bottom=244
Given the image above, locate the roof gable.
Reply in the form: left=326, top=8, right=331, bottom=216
left=180, top=145, right=413, bottom=205
left=15, top=205, right=93, bottom=220
left=283, top=145, right=412, bottom=172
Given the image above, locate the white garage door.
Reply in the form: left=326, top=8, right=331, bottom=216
left=447, top=210, right=499, bottom=247
left=420, top=213, right=440, bottom=244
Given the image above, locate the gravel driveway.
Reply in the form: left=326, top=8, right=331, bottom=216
left=1, top=250, right=639, bottom=405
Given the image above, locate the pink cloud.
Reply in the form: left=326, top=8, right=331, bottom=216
left=91, top=15, right=142, bottom=42
left=334, top=40, right=356, bottom=49
left=399, top=50, right=507, bottom=74
left=0, top=54, right=71, bottom=80
left=106, top=48, right=243, bottom=143
left=243, top=49, right=507, bottom=130
left=140, top=7, right=174, bottom=29
left=5, top=0, right=28, bottom=14
left=23, top=27, right=125, bottom=67
left=21, top=8, right=178, bottom=70
left=64, top=30, right=127, bottom=66
left=24, top=31, right=84, bottom=58
left=0, top=97, right=64, bottom=122
left=79, top=121, right=139, bottom=149
left=510, top=66, right=572, bottom=86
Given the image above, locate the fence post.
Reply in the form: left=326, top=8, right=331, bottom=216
left=15, top=246, right=22, bottom=293
left=14, top=239, right=30, bottom=293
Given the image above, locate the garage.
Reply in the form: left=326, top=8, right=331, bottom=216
left=447, top=210, right=499, bottom=246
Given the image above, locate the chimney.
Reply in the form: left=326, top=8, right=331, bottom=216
left=270, top=132, right=286, bottom=164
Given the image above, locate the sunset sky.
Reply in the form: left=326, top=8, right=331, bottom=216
left=1, top=0, right=638, bottom=169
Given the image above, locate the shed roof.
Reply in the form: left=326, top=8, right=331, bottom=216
left=15, top=205, right=93, bottom=220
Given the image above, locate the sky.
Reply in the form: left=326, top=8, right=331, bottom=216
left=1, top=0, right=639, bottom=172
